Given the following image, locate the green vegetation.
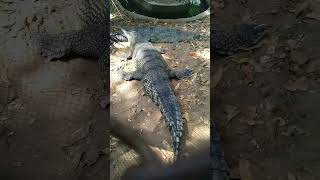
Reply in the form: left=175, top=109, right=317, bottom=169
left=186, top=1, right=204, bottom=17
left=115, top=0, right=208, bottom=19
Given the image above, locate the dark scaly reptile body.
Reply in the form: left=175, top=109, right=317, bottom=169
left=111, top=26, right=202, bottom=43
left=121, top=30, right=193, bottom=161
left=212, top=24, right=267, bottom=55
left=30, top=0, right=252, bottom=178
left=211, top=120, right=229, bottom=180
left=209, top=24, right=267, bottom=180
left=32, top=0, right=109, bottom=87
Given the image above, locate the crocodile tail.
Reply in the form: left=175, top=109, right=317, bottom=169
left=158, top=91, right=183, bottom=162
left=211, top=120, right=230, bottom=180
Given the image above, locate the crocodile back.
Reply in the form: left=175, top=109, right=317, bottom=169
left=75, top=0, right=108, bottom=27
left=212, top=24, right=266, bottom=55
left=129, top=37, right=183, bottom=160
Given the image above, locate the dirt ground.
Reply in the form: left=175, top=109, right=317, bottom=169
left=110, top=7, right=210, bottom=179
left=0, top=1, right=107, bottom=180
left=2, top=0, right=319, bottom=179
left=213, top=0, right=320, bottom=180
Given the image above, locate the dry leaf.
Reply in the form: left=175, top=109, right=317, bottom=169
left=232, top=58, right=249, bottom=64
left=183, top=112, right=191, bottom=122
left=285, top=77, right=308, bottom=91
left=225, top=105, right=240, bottom=121
left=295, top=0, right=311, bottom=17
left=175, top=82, right=181, bottom=90
left=188, top=51, right=198, bottom=57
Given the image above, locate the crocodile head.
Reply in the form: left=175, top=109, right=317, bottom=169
left=120, top=28, right=149, bottom=59
left=120, top=28, right=148, bottom=48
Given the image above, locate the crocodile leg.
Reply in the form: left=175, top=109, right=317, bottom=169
left=168, top=68, right=193, bottom=79
left=31, top=26, right=107, bottom=61
left=31, top=32, right=75, bottom=61
left=121, top=71, right=143, bottom=81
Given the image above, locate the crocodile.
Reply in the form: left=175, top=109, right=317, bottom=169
left=120, top=28, right=193, bottom=161
left=111, top=26, right=202, bottom=44
left=212, top=24, right=267, bottom=55
left=30, top=0, right=230, bottom=178
left=211, top=119, right=229, bottom=180
left=31, top=0, right=109, bottom=86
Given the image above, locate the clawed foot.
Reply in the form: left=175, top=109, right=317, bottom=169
left=158, top=48, right=167, bottom=54
left=121, top=72, right=133, bottom=81
left=171, top=68, right=192, bottom=79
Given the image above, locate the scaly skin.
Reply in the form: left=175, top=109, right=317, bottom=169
left=212, top=24, right=267, bottom=55
left=31, top=0, right=109, bottom=86
left=121, top=29, right=193, bottom=161
left=31, top=0, right=231, bottom=178
left=111, top=26, right=202, bottom=44
left=211, top=120, right=230, bottom=180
